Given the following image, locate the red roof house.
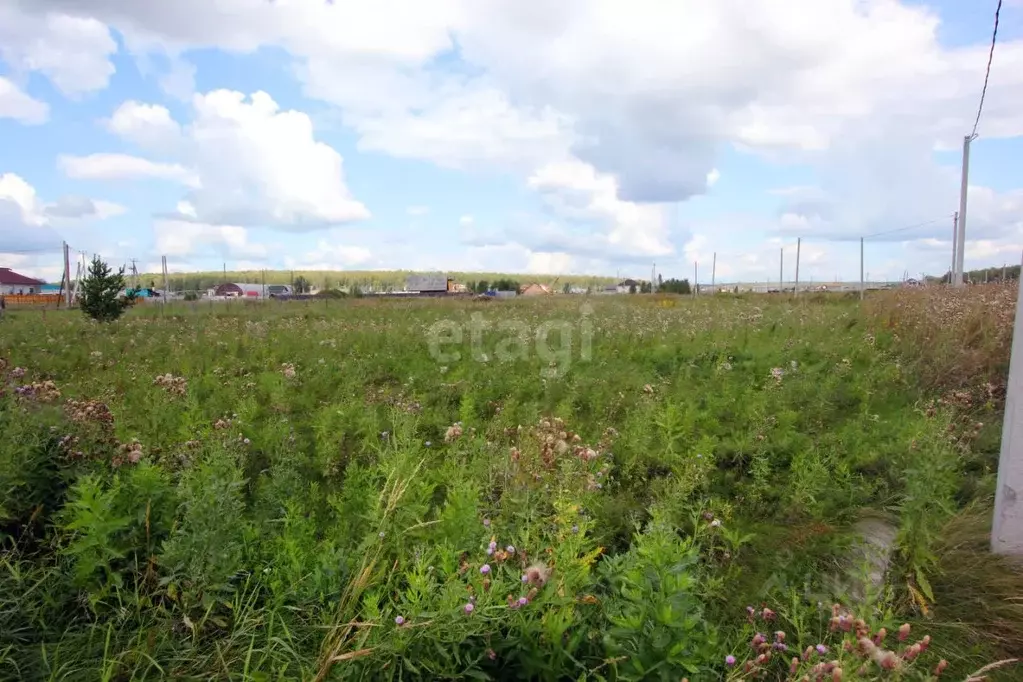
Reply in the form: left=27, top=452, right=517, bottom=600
left=0, top=267, right=46, bottom=294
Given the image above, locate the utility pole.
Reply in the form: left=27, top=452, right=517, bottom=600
left=62, top=241, right=71, bottom=307
left=859, top=237, right=865, bottom=301
left=951, top=212, right=959, bottom=284
left=955, top=135, right=973, bottom=287
left=693, top=261, right=698, bottom=296
left=162, top=256, right=169, bottom=313
left=779, top=247, right=784, bottom=293
left=711, top=252, right=717, bottom=291
left=994, top=275, right=1023, bottom=554
left=794, top=238, right=801, bottom=296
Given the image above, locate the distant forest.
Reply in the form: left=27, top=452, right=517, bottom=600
left=931, top=264, right=1021, bottom=284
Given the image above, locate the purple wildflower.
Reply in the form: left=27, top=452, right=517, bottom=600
left=480, top=564, right=491, bottom=575
left=483, top=518, right=491, bottom=527
left=816, top=644, right=828, bottom=655
left=464, top=603, right=474, bottom=614
left=517, top=597, right=528, bottom=607
left=726, top=655, right=736, bottom=667
left=394, top=616, right=405, bottom=626
left=505, top=545, right=515, bottom=555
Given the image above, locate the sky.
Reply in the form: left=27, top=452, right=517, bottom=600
left=1, top=0, right=1022, bottom=285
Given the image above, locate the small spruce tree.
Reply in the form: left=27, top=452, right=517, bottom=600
left=79, top=256, right=135, bottom=322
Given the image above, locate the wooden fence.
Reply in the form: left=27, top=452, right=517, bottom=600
left=2, top=294, right=66, bottom=308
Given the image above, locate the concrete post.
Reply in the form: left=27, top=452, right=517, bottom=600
left=994, top=282, right=1023, bottom=554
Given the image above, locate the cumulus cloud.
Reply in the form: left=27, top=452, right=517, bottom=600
left=527, top=159, right=674, bottom=259
left=0, top=76, right=49, bottom=124
left=105, top=101, right=182, bottom=150
left=0, top=3, right=117, bottom=96
left=101, top=90, right=369, bottom=230
left=0, top=173, right=63, bottom=253
left=286, top=239, right=374, bottom=270
left=154, top=217, right=267, bottom=260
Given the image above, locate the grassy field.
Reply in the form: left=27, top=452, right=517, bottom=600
left=1, top=290, right=1020, bottom=680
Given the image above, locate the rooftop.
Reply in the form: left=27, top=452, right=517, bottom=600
left=0, top=267, right=46, bottom=286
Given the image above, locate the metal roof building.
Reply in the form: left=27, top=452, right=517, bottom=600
left=213, top=282, right=268, bottom=298
left=405, top=273, right=449, bottom=292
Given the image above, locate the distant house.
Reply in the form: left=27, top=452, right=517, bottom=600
left=617, top=279, right=641, bottom=293
left=406, top=273, right=450, bottom=293
left=0, top=267, right=45, bottom=295
left=213, top=282, right=267, bottom=298
left=520, top=283, right=552, bottom=296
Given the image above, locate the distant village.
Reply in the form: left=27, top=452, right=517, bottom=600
left=0, top=265, right=980, bottom=308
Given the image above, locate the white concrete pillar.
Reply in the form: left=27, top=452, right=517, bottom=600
left=993, top=283, right=1023, bottom=554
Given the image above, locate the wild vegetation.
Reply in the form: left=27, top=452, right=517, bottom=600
left=0, top=288, right=1020, bottom=680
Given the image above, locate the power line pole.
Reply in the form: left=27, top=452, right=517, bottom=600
left=62, top=241, right=71, bottom=307
left=162, top=255, right=169, bottom=313
left=859, top=237, right=865, bottom=301
left=779, top=247, right=784, bottom=293
left=994, top=271, right=1023, bottom=554
left=711, top=252, right=717, bottom=291
left=693, top=261, right=698, bottom=296
left=951, top=211, right=959, bottom=284
left=794, top=237, right=801, bottom=296
left=955, top=135, right=973, bottom=286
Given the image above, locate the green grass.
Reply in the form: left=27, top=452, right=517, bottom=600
left=0, top=292, right=1018, bottom=680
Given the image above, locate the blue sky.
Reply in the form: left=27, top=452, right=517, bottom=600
left=1, top=0, right=1022, bottom=284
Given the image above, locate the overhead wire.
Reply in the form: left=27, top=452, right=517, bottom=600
left=971, top=0, right=1002, bottom=139
left=861, top=216, right=952, bottom=241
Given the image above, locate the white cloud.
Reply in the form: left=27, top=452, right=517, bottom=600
left=0, top=76, right=49, bottom=124
left=154, top=218, right=267, bottom=259
left=44, top=195, right=127, bottom=220
left=58, top=153, right=199, bottom=185
left=0, top=172, right=63, bottom=253
left=459, top=215, right=474, bottom=226
left=287, top=240, right=373, bottom=270
left=526, top=251, right=575, bottom=274
left=527, top=159, right=673, bottom=259
left=105, top=101, right=182, bottom=150
left=0, top=4, right=117, bottom=96
left=407, top=205, right=430, bottom=216
left=0, top=173, right=46, bottom=226
left=101, top=90, right=369, bottom=230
